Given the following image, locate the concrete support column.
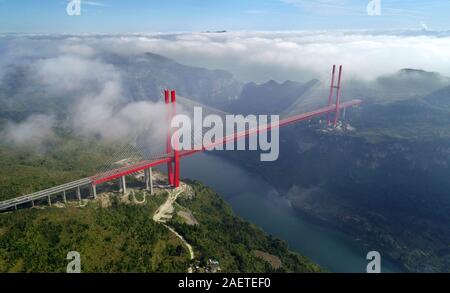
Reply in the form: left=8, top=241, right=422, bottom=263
left=47, top=196, right=52, bottom=207
left=144, top=169, right=149, bottom=190
left=76, top=187, right=81, bottom=203
left=144, top=168, right=154, bottom=195
left=31, top=200, right=35, bottom=208
left=62, top=191, right=67, bottom=204
left=121, top=176, right=127, bottom=194
left=91, top=184, right=97, bottom=199
left=149, top=168, right=154, bottom=195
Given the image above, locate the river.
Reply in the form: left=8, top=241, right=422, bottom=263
left=164, top=152, right=402, bottom=273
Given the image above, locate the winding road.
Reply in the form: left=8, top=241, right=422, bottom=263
left=153, top=186, right=195, bottom=262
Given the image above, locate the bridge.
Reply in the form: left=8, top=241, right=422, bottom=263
left=0, top=65, right=361, bottom=212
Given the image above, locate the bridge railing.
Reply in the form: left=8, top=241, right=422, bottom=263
left=0, top=178, right=91, bottom=211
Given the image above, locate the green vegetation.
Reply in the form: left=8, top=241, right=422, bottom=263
left=221, top=96, right=450, bottom=272
left=0, top=126, right=321, bottom=273
left=0, top=128, right=120, bottom=201
left=349, top=98, right=450, bottom=142
left=0, top=184, right=321, bottom=272
left=0, top=197, right=189, bottom=272
left=173, top=180, right=322, bottom=273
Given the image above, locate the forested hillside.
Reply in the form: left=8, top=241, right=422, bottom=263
left=0, top=180, right=321, bottom=273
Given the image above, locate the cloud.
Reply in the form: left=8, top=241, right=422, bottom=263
left=76, top=31, right=450, bottom=82
left=1, top=31, right=450, bottom=152
left=33, top=55, right=118, bottom=94
left=70, top=80, right=168, bottom=146
left=5, top=29, right=446, bottom=83
left=0, top=38, right=170, bottom=156
left=2, top=114, right=55, bottom=146
left=3, top=30, right=450, bottom=89
left=32, top=52, right=170, bottom=153
left=59, top=43, right=97, bottom=57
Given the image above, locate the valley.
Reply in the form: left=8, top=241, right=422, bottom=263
left=1, top=43, right=450, bottom=273
left=0, top=165, right=320, bottom=273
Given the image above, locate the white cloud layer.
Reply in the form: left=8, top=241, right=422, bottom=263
left=2, top=114, right=55, bottom=146
left=1, top=30, right=450, bottom=149
left=78, top=30, right=450, bottom=82
left=33, top=55, right=119, bottom=94
left=3, top=30, right=450, bottom=82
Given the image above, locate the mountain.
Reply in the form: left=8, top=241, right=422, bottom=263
left=259, top=69, right=450, bottom=118
left=0, top=52, right=243, bottom=121
left=0, top=65, right=68, bottom=121
left=105, top=52, right=242, bottom=108
left=218, top=88, right=450, bottom=272
left=226, top=79, right=318, bottom=115
left=345, top=69, right=450, bottom=105
left=378, top=69, right=449, bottom=90
left=0, top=172, right=321, bottom=273
left=2, top=49, right=450, bottom=272
left=423, top=84, right=450, bottom=109
left=0, top=62, right=320, bottom=272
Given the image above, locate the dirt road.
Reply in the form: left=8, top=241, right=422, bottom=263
left=153, top=186, right=195, bottom=262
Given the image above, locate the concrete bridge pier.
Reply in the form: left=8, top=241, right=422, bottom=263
left=149, top=168, right=154, bottom=195
left=91, top=184, right=97, bottom=199
left=47, top=196, right=52, bottom=207
left=62, top=191, right=67, bottom=204
left=145, top=168, right=154, bottom=195
left=76, top=187, right=81, bottom=203
left=121, top=176, right=127, bottom=194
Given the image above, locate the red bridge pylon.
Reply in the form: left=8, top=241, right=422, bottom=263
left=165, top=89, right=180, bottom=188
left=326, top=65, right=343, bottom=127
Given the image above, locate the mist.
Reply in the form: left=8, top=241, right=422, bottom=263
left=79, top=30, right=450, bottom=82
left=1, top=114, right=55, bottom=146
left=1, top=30, right=450, bottom=150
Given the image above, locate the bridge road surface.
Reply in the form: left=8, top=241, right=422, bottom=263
left=0, top=99, right=361, bottom=212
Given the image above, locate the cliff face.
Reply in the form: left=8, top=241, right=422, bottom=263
left=218, top=94, right=450, bottom=272
left=283, top=130, right=450, bottom=273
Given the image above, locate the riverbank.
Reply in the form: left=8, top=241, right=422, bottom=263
left=176, top=152, right=403, bottom=272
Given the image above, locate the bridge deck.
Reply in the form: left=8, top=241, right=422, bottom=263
left=0, top=99, right=362, bottom=211
left=91, top=157, right=172, bottom=185
left=0, top=178, right=91, bottom=211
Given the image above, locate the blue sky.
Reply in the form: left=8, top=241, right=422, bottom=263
left=0, top=0, right=449, bottom=33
